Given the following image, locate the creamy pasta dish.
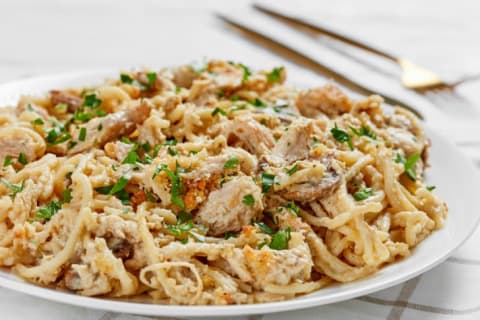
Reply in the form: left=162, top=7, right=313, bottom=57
left=0, top=60, right=447, bottom=305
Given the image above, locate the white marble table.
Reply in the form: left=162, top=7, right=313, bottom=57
left=0, top=0, right=479, bottom=319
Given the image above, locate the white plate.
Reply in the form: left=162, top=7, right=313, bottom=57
left=0, top=71, right=479, bottom=318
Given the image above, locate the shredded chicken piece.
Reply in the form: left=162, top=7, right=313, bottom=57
left=225, top=116, right=275, bottom=157
left=0, top=126, right=46, bottom=164
left=296, top=85, right=352, bottom=118
left=269, top=119, right=314, bottom=165
left=194, top=176, right=263, bottom=236
left=67, top=101, right=151, bottom=154
left=50, top=90, right=83, bottom=112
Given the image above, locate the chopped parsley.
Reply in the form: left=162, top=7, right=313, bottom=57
left=426, top=185, right=436, bottom=191
left=256, top=222, right=274, bottom=235
left=285, top=164, right=298, bottom=176
left=120, top=74, right=133, bottom=84
left=350, top=125, right=376, bottom=139
left=266, top=67, right=284, bottom=83
left=163, top=139, right=178, bottom=146
left=257, top=239, right=269, bottom=249
left=36, top=200, right=62, bottom=220
left=395, top=153, right=421, bottom=181
left=95, top=176, right=130, bottom=205
left=353, top=187, right=373, bottom=201
left=154, top=164, right=185, bottom=209
left=212, top=107, right=227, bottom=116
left=283, top=201, right=300, bottom=216
left=78, top=127, right=87, bottom=142
left=269, top=227, right=291, bottom=250
left=46, top=120, right=72, bottom=145
left=122, top=149, right=140, bottom=164
left=83, top=93, right=102, bottom=108
left=3, top=155, right=12, bottom=167
left=224, top=232, right=237, bottom=239
left=230, top=104, right=247, bottom=112
left=230, top=95, right=240, bottom=101
left=18, top=153, right=28, bottom=165
left=146, top=72, right=157, bottom=89
left=61, top=188, right=73, bottom=203
left=272, top=102, right=288, bottom=113
left=331, top=123, right=353, bottom=150
left=261, top=172, right=275, bottom=193
left=55, top=103, right=68, bottom=113
left=0, top=178, right=25, bottom=198
left=238, top=63, right=251, bottom=82
left=167, top=147, right=178, bottom=156
left=31, top=118, right=44, bottom=126
left=224, top=157, right=239, bottom=169
left=250, top=98, right=267, bottom=108
left=242, top=194, right=255, bottom=206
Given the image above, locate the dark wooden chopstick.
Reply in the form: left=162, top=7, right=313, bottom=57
left=216, top=13, right=423, bottom=119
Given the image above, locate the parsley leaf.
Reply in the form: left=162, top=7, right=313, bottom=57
left=224, top=157, right=239, bottom=169
left=350, top=125, right=376, bottom=139
left=238, top=63, right=251, bottom=82
left=3, top=155, right=12, bottom=167
left=396, top=153, right=421, bottom=181
left=36, top=200, right=62, bottom=220
left=78, top=127, right=87, bottom=142
left=0, top=178, right=25, bottom=198
left=83, top=94, right=102, bottom=108
left=269, top=227, right=291, bottom=250
left=426, top=185, right=436, bottom=191
left=261, top=172, right=275, bottom=193
left=283, top=201, right=299, bottom=216
left=331, top=123, right=353, bottom=150
left=18, top=153, right=28, bottom=165
left=109, top=176, right=130, bottom=195
left=230, top=104, right=247, bottom=112
left=250, top=98, right=267, bottom=108
left=256, top=222, right=274, bottom=235
left=242, top=194, right=255, bottom=206
left=155, top=164, right=185, bottom=209
left=163, top=139, right=178, bottom=146
left=212, top=107, right=227, bottom=116
left=120, top=74, right=133, bottom=84
left=266, top=67, right=283, bottom=83
left=404, top=153, right=420, bottom=181
left=122, top=149, right=140, bottom=164
left=31, top=118, right=44, bottom=126
left=353, top=187, right=373, bottom=201
left=224, top=232, right=237, bottom=239
left=146, top=72, right=157, bottom=89
left=230, top=94, right=240, bottom=101
left=61, top=188, right=73, bottom=203
left=285, top=164, right=298, bottom=176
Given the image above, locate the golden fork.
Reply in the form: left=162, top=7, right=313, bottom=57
left=253, top=3, right=480, bottom=92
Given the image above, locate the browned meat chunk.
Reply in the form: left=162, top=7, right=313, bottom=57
left=0, top=126, right=46, bottom=164
left=50, top=90, right=83, bottom=112
left=172, top=65, right=197, bottom=88
left=68, top=101, right=151, bottom=154
left=296, top=85, right=351, bottom=118
left=279, top=159, right=342, bottom=202
left=269, top=119, right=313, bottom=164
left=225, top=117, right=275, bottom=157
left=194, top=176, right=263, bottom=236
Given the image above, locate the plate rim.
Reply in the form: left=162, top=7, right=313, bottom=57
left=0, top=70, right=479, bottom=317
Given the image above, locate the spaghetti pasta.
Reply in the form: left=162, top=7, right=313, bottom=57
left=0, top=60, right=447, bottom=304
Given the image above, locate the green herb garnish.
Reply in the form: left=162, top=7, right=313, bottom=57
left=261, top=172, right=275, bottom=193
left=353, top=187, right=373, bottom=201
left=3, top=155, right=12, bottom=167
left=18, top=153, right=28, bottom=165
left=256, top=222, right=274, bottom=235
left=350, top=125, right=376, bottom=139
left=120, top=74, right=133, bottom=84
left=331, top=123, right=353, bottom=150
left=426, top=185, right=436, bottom=191
left=224, top=157, right=239, bottom=169
left=269, top=227, right=291, bottom=250
left=212, top=107, right=227, bottom=116
left=283, top=201, right=299, bottom=216
left=238, top=63, right=251, bottom=82
left=250, top=98, right=267, bottom=108
left=61, top=188, right=73, bottom=203
left=242, top=194, right=255, bottom=206
left=78, top=127, right=87, bottom=142
left=83, top=93, right=102, bottom=108
left=31, top=118, right=44, bottom=125
left=266, top=67, right=283, bottom=83
left=395, top=153, right=421, bottom=181
left=36, top=200, right=62, bottom=220
left=285, top=164, right=298, bottom=176
left=0, top=178, right=25, bottom=198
